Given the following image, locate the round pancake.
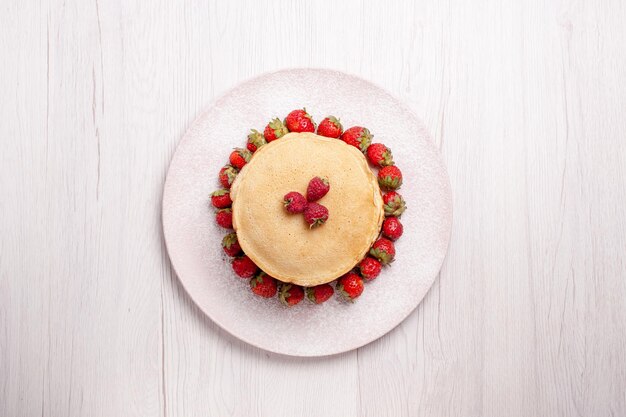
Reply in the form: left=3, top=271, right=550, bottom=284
left=230, top=132, right=384, bottom=286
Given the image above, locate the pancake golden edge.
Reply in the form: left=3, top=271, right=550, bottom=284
left=230, top=132, right=384, bottom=287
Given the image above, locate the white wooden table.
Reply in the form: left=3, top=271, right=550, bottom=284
left=2, top=1, right=626, bottom=416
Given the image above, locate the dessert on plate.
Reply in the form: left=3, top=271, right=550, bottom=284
left=231, top=132, right=384, bottom=287
left=210, top=109, right=407, bottom=306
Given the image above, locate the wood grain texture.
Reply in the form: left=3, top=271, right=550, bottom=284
left=1, top=0, right=625, bottom=416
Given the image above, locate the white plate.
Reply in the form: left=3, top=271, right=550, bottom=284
left=162, top=68, right=452, bottom=356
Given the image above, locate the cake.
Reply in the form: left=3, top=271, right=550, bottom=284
left=211, top=109, right=406, bottom=305
left=230, top=132, right=385, bottom=286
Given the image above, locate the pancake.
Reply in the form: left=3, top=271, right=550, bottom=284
left=230, top=132, right=384, bottom=286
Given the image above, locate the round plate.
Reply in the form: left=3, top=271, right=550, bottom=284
left=162, top=68, right=452, bottom=356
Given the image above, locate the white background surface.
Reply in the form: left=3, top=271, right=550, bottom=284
left=1, top=0, right=625, bottom=416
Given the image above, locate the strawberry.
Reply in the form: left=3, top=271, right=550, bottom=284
left=247, top=129, right=267, bottom=152
left=250, top=272, right=278, bottom=298
left=366, top=143, right=394, bottom=167
left=378, top=165, right=403, bottom=190
left=369, top=238, right=395, bottom=265
left=232, top=255, right=258, bottom=278
left=279, top=284, right=305, bottom=306
left=317, top=116, right=343, bottom=138
left=219, top=165, right=238, bottom=189
left=306, top=176, right=330, bottom=202
left=337, top=272, right=364, bottom=301
left=382, top=191, right=406, bottom=217
left=284, top=108, right=315, bottom=133
left=229, top=148, right=252, bottom=170
left=283, top=191, right=308, bottom=214
left=210, top=189, right=232, bottom=209
left=358, top=257, right=382, bottom=281
left=264, top=118, right=289, bottom=142
left=304, top=203, right=329, bottom=228
left=221, top=232, right=242, bottom=257
left=306, top=284, right=334, bottom=304
left=215, top=208, right=233, bottom=229
left=382, top=217, right=403, bottom=241
left=341, top=126, right=372, bottom=152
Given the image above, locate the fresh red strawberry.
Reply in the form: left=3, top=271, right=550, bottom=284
left=247, top=129, right=267, bottom=152
left=382, top=191, right=406, bottom=217
left=337, top=272, right=364, bottom=301
left=306, top=176, right=330, bottom=202
left=378, top=165, right=403, bottom=190
left=304, top=203, right=329, bottom=228
left=250, top=272, right=278, bottom=298
left=317, top=116, right=343, bottom=138
left=232, top=255, right=258, bottom=278
left=279, top=284, right=305, bottom=306
left=382, top=217, right=403, bottom=241
left=358, top=257, right=382, bottom=281
left=284, top=108, right=315, bottom=133
left=369, top=238, right=395, bottom=265
left=264, top=118, right=289, bottom=142
left=283, top=191, right=307, bottom=214
left=229, top=148, right=252, bottom=170
left=341, top=126, right=372, bottom=152
left=221, top=232, right=242, bottom=257
left=366, top=143, right=394, bottom=167
left=306, top=284, right=334, bottom=304
left=215, top=208, right=233, bottom=229
left=219, top=165, right=238, bottom=189
left=210, top=189, right=232, bottom=209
